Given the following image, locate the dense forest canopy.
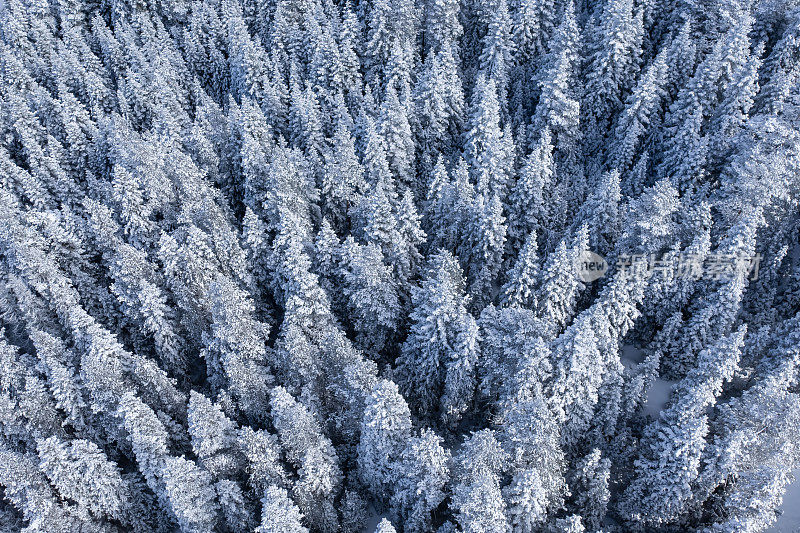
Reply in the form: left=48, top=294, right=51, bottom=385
left=0, top=0, right=800, bottom=531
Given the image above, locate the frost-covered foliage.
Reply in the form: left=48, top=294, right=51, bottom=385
left=0, top=0, right=799, bottom=531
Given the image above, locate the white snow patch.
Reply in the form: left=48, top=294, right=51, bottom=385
left=644, top=378, right=676, bottom=419
left=767, top=469, right=800, bottom=533
left=362, top=506, right=384, bottom=533
left=619, top=344, right=676, bottom=418
left=620, top=343, right=645, bottom=368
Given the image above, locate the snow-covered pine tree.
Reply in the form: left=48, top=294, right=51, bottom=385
left=500, top=230, right=540, bottom=309
left=321, top=116, right=367, bottom=233
left=0, top=1, right=799, bottom=531
left=187, top=390, right=244, bottom=480
left=507, top=127, right=554, bottom=250
left=203, top=274, right=273, bottom=421
left=465, top=192, right=507, bottom=310
left=535, top=225, right=588, bottom=331
left=618, top=327, right=746, bottom=527
left=390, top=428, right=450, bottom=532
left=357, top=379, right=413, bottom=502
left=256, top=485, right=309, bottom=533
left=396, top=251, right=480, bottom=422
left=568, top=448, right=610, bottom=532
left=465, top=74, right=511, bottom=200
left=450, top=430, right=511, bottom=533
left=36, top=435, right=128, bottom=521
left=340, top=237, right=401, bottom=354
left=374, top=518, right=398, bottom=533
left=584, top=0, right=644, bottom=142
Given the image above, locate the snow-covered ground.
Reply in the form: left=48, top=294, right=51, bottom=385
left=363, top=505, right=382, bottom=533
left=767, top=470, right=800, bottom=533
left=620, top=344, right=676, bottom=419
left=620, top=344, right=645, bottom=366
left=643, top=377, right=676, bottom=419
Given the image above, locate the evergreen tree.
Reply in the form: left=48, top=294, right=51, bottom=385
left=423, top=0, right=463, bottom=55
left=380, top=83, right=415, bottom=189
left=36, top=435, right=127, bottom=520
left=697, top=329, right=800, bottom=532
left=500, top=230, right=540, bottom=309
left=237, top=426, right=289, bottom=493
left=322, top=118, right=367, bottom=232
left=500, top=395, right=566, bottom=522
left=390, top=429, right=451, bottom=532
left=203, top=274, right=273, bottom=421
left=357, top=379, right=412, bottom=502
left=188, top=390, right=243, bottom=480
left=396, top=251, right=480, bottom=422
left=340, top=238, right=401, bottom=354
left=395, top=187, right=427, bottom=286
left=0, top=445, right=93, bottom=532
left=548, top=515, right=585, bottom=532
left=584, top=0, right=643, bottom=140
left=658, top=91, right=709, bottom=195
left=269, top=386, right=331, bottom=468
left=425, top=157, right=476, bottom=254
left=509, top=0, right=555, bottom=73
left=573, top=169, right=622, bottom=256
left=270, top=387, right=341, bottom=530
left=415, top=43, right=465, bottom=158
left=313, top=218, right=346, bottom=312
left=340, top=488, right=369, bottom=533
left=160, top=455, right=221, bottom=533
left=374, top=518, right=398, bottom=533
left=478, top=305, right=554, bottom=409
left=215, top=479, right=255, bottom=533
left=610, top=47, right=670, bottom=172
left=707, top=48, right=762, bottom=171
left=535, top=226, right=588, bottom=331
left=0, top=333, right=62, bottom=441
left=568, top=449, right=610, bottom=532
left=618, top=178, right=680, bottom=255
left=530, top=0, right=581, bottom=164
left=618, top=327, right=746, bottom=527
left=256, top=485, right=309, bottom=533
left=479, top=0, right=514, bottom=100
left=29, top=329, right=88, bottom=433
left=465, top=75, right=510, bottom=200
left=351, top=172, right=401, bottom=262
left=450, top=430, right=511, bottom=533
left=505, top=467, right=548, bottom=533
left=665, top=208, right=762, bottom=376
left=440, top=307, right=481, bottom=427
left=465, top=192, right=507, bottom=310
left=508, top=127, right=555, bottom=248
